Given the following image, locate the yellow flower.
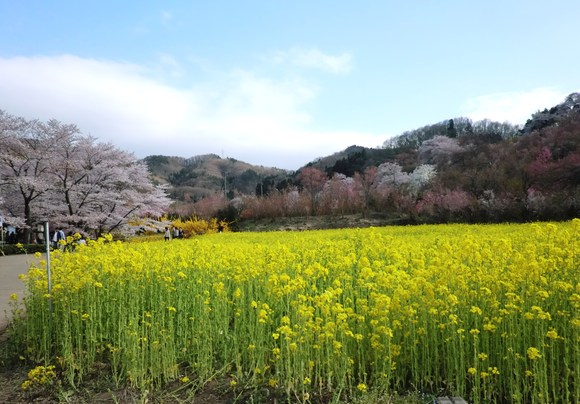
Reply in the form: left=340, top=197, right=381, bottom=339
left=526, top=347, right=542, bottom=360
left=357, top=383, right=367, bottom=393
left=546, top=329, right=559, bottom=340
left=489, top=366, right=500, bottom=375
left=470, top=306, right=482, bottom=315
left=483, top=322, right=496, bottom=332
left=258, top=309, right=268, bottom=323
left=537, top=290, right=549, bottom=299
left=468, top=367, right=477, bottom=376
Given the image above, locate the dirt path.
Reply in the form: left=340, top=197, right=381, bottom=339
left=0, top=254, right=41, bottom=331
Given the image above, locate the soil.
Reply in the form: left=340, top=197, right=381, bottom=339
left=0, top=365, right=276, bottom=403
left=234, top=213, right=406, bottom=233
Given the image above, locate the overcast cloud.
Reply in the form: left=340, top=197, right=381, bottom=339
left=0, top=53, right=573, bottom=170
left=0, top=52, right=386, bottom=170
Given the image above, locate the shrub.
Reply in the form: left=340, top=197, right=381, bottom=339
left=0, top=243, right=46, bottom=256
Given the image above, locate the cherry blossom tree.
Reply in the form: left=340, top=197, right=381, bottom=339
left=318, top=173, right=362, bottom=215
left=408, top=164, right=436, bottom=195
left=416, top=189, right=475, bottom=222
left=353, top=166, right=377, bottom=214
left=297, top=167, right=327, bottom=215
left=418, top=135, right=464, bottom=165
left=40, top=137, right=170, bottom=236
left=375, top=162, right=409, bottom=187
left=192, top=193, right=228, bottom=219
left=0, top=111, right=171, bottom=239
left=0, top=114, right=75, bottom=242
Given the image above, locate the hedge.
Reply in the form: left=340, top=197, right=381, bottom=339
left=0, top=244, right=47, bottom=256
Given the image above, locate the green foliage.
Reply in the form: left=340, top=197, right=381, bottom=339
left=144, top=155, right=170, bottom=167
left=330, top=149, right=368, bottom=176
left=0, top=244, right=46, bottom=256
left=233, top=169, right=260, bottom=194
left=168, top=167, right=199, bottom=186
left=447, top=119, right=457, bottom=138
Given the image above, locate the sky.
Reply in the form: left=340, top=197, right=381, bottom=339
left=1, top=1, right=579, bottom=170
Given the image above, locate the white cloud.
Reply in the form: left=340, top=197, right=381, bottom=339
left=461, top=88, right=568, bottom=125
left=271, top=48, right=352, bottom=74
left=0, top=55, right=380, bottom=170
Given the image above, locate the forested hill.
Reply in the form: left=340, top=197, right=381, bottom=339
left=144, top=154, right=289, bottom=201
left=147, top=92, right=579, bottom=223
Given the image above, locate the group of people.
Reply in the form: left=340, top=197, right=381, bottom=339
left=1, top=225, right=64, bottom=246
left=1, top=225, right=18, bottom=244
left=164, top=226, right=184, bottom=241
left=0, top=223, right=75, bottom=247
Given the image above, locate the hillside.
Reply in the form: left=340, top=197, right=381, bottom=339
left=144, top=154, right=289, bottom=201
left=145, top=92, right=579, bottom=224
left=144, top=147, right=401, bottom=203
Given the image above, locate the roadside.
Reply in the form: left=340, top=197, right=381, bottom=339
left=0, top=254, right=40, bottom=331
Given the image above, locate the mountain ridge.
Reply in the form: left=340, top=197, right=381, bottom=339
left=144, top=92, right=580, bottom=209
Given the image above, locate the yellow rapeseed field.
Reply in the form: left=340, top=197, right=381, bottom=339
left=10, top=220, right=580, bottom=403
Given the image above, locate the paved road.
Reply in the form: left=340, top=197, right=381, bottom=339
left=0, top=254, right=42, bottom=331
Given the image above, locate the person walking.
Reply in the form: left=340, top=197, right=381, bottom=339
left=52, top=228, right=65, bottom=249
